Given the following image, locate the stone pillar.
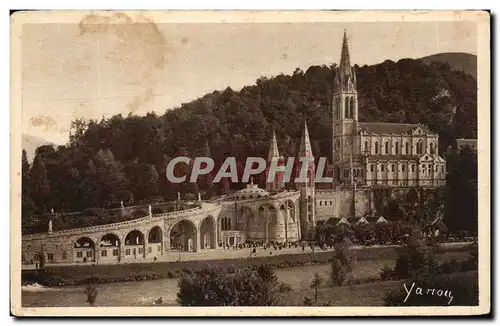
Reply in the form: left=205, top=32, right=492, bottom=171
left=284, top=208, right=288, bottom=242
left=119, top=241, right=126, bottom=262
left=94, top=238, right=100, bottom=265
left=213, top=218, right=218, bottom=249
left=194, top=227, right=201, bottom=252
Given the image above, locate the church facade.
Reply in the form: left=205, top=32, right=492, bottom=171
left=330, top=31, right=447, bottom=188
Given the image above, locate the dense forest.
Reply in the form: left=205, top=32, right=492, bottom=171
left=21, top=56, right=478, bottom=233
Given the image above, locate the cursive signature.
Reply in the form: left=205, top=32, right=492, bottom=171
left=403, top=282, right=454, bottom=305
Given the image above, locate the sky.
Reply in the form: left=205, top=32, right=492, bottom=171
left=21, top=16, right=477, bottom=145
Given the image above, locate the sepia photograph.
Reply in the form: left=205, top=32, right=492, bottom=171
left=10, top=10, right=490, bottom=316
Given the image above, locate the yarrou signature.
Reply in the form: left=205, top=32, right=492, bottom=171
left=403, top=282, right=454, bottom=305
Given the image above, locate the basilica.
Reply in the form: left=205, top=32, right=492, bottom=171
left=21, top=31, right=447, bottom=265
left=329, top=31, right=447, bottom=188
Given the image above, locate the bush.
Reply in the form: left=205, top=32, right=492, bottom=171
left=84, top=284, right=98, bottom=306
left=177, top=265, right=282, bottom=306
left=330, top=241, right=353, bottom=286
left=393, top=242, right=439, bottom=280
left=439, top=259, right=461, bottom=274
left=277, top=282, right=293, bottom=293
left=380, top=265, right=396, bottom=281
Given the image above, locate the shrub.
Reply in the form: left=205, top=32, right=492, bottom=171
left=330, top=241, right=353, bottom=286
left=277, top=282, right=292, bottom=293
left=84, top=284, right=98, bottom=306
left=177, top=265, right=282, bottom=306
left=380, top=265, right=396, bottom=281
left=439, top=259, right=461, bottom=274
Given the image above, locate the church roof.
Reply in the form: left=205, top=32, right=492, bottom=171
left=232, top=183, right=269, bottom=198
left=359, top=122, right=426, bottom=135
left=367, top=155, right=420, bottom=161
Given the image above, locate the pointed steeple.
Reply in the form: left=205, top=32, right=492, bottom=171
left=334, top=30, right=357, bottom=93
left=267, top=127, right=282, bottom=161
left=340, top=29, right=351, bottom=75
left=298, top=120, right=314, bottom=158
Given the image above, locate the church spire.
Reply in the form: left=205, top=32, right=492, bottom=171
left=267, top=127, right=282, bottom=161
left=335, top=30, right=357, bottom=93
left=340, top=29, right=351, bottom=74
left=299, top=120, right=314, bottom=158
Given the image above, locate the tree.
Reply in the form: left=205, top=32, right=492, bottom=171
left=331, top=240, right=353, bottom=286
left=21, top=150, right=36, bottom=220
left=177, top=265, right=282, bottom=306
left=444, top=147, right=478, bottom=233
left=30, top=154, right=50, bottom=214
left=93, top=149, right=131, bottom=207
left=310, top=273, right=324, bottom=305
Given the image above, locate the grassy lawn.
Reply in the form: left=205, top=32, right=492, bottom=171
left=280, top=271, right=478, bottom=306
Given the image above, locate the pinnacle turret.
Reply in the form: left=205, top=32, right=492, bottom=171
left=267, top=127, right=282, bottom=161
left=298, top=121, right=314, bottom=158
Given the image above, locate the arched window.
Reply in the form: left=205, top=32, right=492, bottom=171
left=391, top=164, right=395, bottom=172
left=374, top=141, right=379, bottom=154
left=417, top=141, right=423, bottom=155
left=411, top=164, right=415, bottom=172
left=385, top=141, right=389, bottom=154
left=345, top=97, right=349, bottom=119
left=370, top=164, right=374, bottom=173
left=381, top=164, right=385, bottom=172
left=364, top=140, right=369, bottom=153
left=337, top=98, right=341, bottom=120
left=402, top=164, right=405, bottom=172
left=430, top=142, right=435, bottom=154
left=405, top=142, right=410, bottom=155
left=349, top=97, right=355, bottom=119
left=395, top=141, right=399, bottom=155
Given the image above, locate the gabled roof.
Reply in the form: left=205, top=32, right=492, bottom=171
left=337, top=217, right=350, bottom=225
left=356, top=217, right=369, bottom=224
left=418, top=154, right=446, bottom=163
left=376, top=216, right=389, bottom=224
left=359, top=122, right=419, bottom=134
left=359, top=122, right=433, bottom=135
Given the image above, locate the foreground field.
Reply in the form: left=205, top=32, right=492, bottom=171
left=279, top=271, right=479, bottom=306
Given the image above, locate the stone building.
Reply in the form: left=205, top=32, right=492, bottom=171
left=330, top=31, right=447, bottom=188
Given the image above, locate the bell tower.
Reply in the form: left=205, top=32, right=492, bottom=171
left=332, top=30, right=359, bottom=183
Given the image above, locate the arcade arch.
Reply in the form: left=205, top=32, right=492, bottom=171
left=74, top=237, right=95, bottom=263
left=169, top=220, right=197, bottom=252
left=99, top=233, right=120, bottom=262
left=200, top=216, right=216, bottom=249
left=124, top=230, right=146, bottom=259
